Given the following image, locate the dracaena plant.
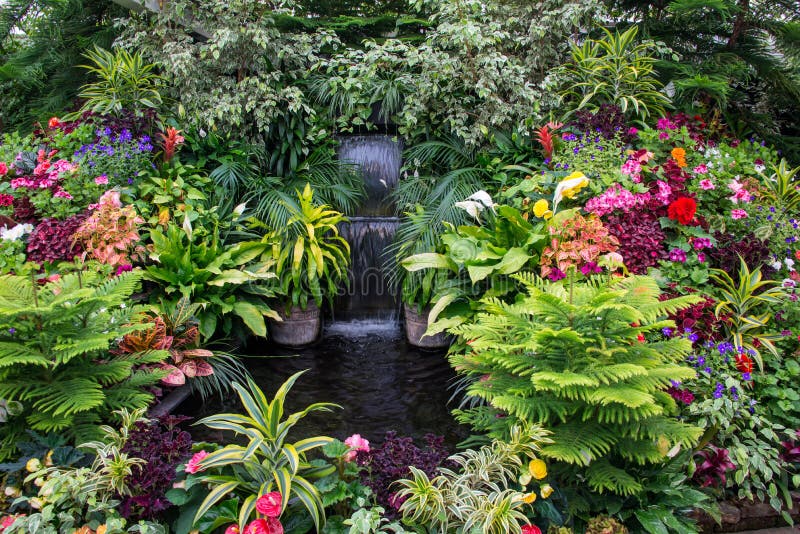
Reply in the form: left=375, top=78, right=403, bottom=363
left=451, top=273, right=704, bottom=502
left=0, top=267, right=168, bottom=461
left=710, top=257, right=786, bottom=367
left=187, top=371, right=338, bottom=532
left=395, top=425, right=552, bottom=534
left=260, top=184, right=351, bottom=311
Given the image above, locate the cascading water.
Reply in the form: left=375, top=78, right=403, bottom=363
left=194, top=133, right=466, bottom=446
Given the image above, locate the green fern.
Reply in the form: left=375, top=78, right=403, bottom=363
left=0, top=268, right=167, bottom=460
left=451, top=274, right=704, bottom=500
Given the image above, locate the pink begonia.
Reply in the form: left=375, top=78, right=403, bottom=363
left=731, top=209, right=748, bottom=220
left=728, top=179, right=752, bottom=204
left=659, top=132, right=670, bottom=141
left=343, top=434, right=370, bottom=462
left=185, top=451, right=209, bottom=474
left=699, top=179, right=715, bottom=190
left=585, top=184, right=651, bottom=217
left=693, top=164, right=708, bottom=174
left=620, top=159, right=642, bottom=182
left=656, top=180, right=672, bottom=205
left=50, top=160, right=76, bottom=174
left=95, top=175, right=109, bottom=185
left=53, top=190, right=73, bottom=200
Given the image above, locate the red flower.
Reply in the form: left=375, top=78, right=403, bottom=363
left=48, top=117, right=62, bottom=129
left=159, top=127, right=185, bottom=163
left=0, top=194, right=13, bottom=207
left=255, top=492, right=282, bottom=518
left=244, top=518, right=283, bottom=534
left=185, top=450, right=209, bottom=474
left=667, top=197, right=697, bottom=225
left=735, top=353, right=753, bottom=374
left=0, top=162, right=7, bottom=176
left=224, top=525, right=240, bottom=534
left=522, top=525, right=543, bottom=534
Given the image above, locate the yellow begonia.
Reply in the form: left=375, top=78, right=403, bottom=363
left=25, top=458, right=41, bottom=472
left=541, top=484, right=554, bottom=499
left=533, top=199, right=553, bottom=219
left=529, top=458, right=547, bottom=480
left=522, top=492, right=537, bottom=503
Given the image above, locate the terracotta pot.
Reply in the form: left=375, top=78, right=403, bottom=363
left=404, top=303, right=452, bottom=349
left=268, top=303, right=321, bottom=347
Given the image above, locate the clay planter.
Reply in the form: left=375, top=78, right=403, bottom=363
left=404, top=303, right=452, bottom=350
left=268, top=303, right=321, bottom=347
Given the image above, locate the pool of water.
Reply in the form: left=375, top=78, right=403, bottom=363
left=190, top=319, right=468, bottom=447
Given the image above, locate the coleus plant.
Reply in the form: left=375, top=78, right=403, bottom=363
left=116, top=298, right=214, bottom=386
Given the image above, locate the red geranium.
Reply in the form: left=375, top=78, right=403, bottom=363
left=735, top=353, right=753, bottom=374
left=667, top=196, right=697, bottom=225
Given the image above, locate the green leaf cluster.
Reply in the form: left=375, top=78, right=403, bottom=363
left=0, top=268, right=166, bottom=461
left=144, top=219, right=279, bottom=341
left=451, top=274, right=704, bottom=498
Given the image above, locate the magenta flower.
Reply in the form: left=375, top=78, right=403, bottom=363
left=185, top=451, right=209, bottom=474
left=548, top=268, right=566, bottom=281
left=693, top=164, right=708, bottom=174
left=669, top=248, right=687, bottom=263
left=699, top=179, right=715, bottom=190
left=731, top=209, right=748, bottom=220
left=580, top=262, right=602, bottom=275
left=344, top=434, right=371, bottom=462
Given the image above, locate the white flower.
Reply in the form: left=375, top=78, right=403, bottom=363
left=755, top=163, right=766, bottom=173
left=455, top=190, right=496, bottom=220
left=786, top=258, right=795, bottom=270
left=771, top=260, right=783, bottom=271
left=0, top=223, right=34, bottom=241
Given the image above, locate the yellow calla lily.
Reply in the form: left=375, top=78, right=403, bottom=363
left=553, top=172, right=589, bottom=212
left=522, top=492, right=538, bottom=503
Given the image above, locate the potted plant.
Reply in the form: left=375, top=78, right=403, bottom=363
left=265, top=184, right=351, bottom=346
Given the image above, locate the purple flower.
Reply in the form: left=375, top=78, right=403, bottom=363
left=8, top=327, right=16, bottom=335
left=579, top=262, right=601, bottom=276
left=662, top=327, right=673, bottom=337
left=713, top=383, right=725, bottom=399
left=689, top=333, right=699, bottom=342
left=548, top=268, right=566, bottom=281
left=669, top=248, right=687, bottom=263
left=742, top=372, right=752, bottom=381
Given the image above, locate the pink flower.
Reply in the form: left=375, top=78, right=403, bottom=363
left=699, top=179, right=715, bottom=190
left=698, top=252, right=706, bottom=263
left=224, top=525, right=241, bottom=534
left=95, top=174, right=109, bottom=185
left=731, top=209, right=748, bottom=220
left=728, top=179, right=752, bottom=204
left=658, top=132, right=670, bottom=141
left=185, top=450, right=209, bottom=474
left=522, top=526, right=543, bottom=534
left=656, top=118, right=677, bottom=130
left=53, top=190, right=73, bottom=200
left=344, top=434, right=370, bottom=462
left=255, top=492, right=282, bottom=518
left=244, top=518, right=283, bottom=534
left=0, top=162, right=7, bottom=176
left=585, top=184, right=650, bottom=217
left=1, top=515, right=23, bottom=531
left=656, top=180, right=672, bottom=205
left=693, top=164, right=708, bottom=174
left=10, top=178, right=35, bottom=189
left=627, top=127, right=638, bottom=136
left=116, top=264, right=133, bottom=276
left=669, top=248, right=687, bottom=263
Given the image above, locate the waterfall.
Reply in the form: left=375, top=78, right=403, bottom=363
left=334, top=135, right=403, bottom=321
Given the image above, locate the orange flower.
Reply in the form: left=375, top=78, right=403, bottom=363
left=671, top=147, right=687, bottom=168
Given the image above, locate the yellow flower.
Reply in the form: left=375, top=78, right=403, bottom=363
left=522, top=492, right=537, bottom=504
left=552, top=172, right=589, bottom=211
left=97, top=525, right=108, bottom=534
left=44, top=450, right=54, bottom=467
left=519, top=473, right=532, bottom=486
left=540, top=484, right=554, bottom=499
left=560, top=172, right=589, bottom=199
left=26, top=458, right=41, bottom=473
left=529, top=458, right=548, bottom=480
left=532, top=199, right=553, bottom=219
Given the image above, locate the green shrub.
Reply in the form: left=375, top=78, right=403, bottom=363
left=0, top=268, right=167, bottom=460
left=451, top=274, right=704, bottom=500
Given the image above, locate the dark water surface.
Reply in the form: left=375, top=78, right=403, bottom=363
left=191, top=320, right=467, bottom=447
